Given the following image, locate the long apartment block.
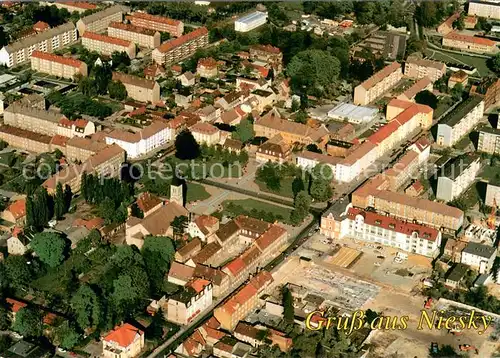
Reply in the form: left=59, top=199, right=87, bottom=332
left=353, top=62, right=403, bottom=105
left=30, top=50, right=88, bottom=79
left=81, top=32, right=136, bottom=59
left=152, top=27, right=208, bottom=66
left=126, top=12, right=183, bottom=37
left=436, top=154, right=482, bottom=202
left=478, top=126, right=500, bottom=155
left=0, top=23, right=77, bottom=68
left=108, top=21, right=160, bottom=49
left=76, top=4, right=129, bottom=35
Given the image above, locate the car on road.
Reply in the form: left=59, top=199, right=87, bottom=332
left=430, top=342, right=438, bottom=354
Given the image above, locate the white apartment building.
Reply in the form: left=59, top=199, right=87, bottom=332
left=235, top=11, right=268, bottom=32
left=332, top=206, right=442, bottom=258
left=0, top=23, right=77, bottom=68
left=478, top=126, right=500, bottom=155
left=295, top=151, right=339, bottom=179
left=108, top=22, right=161, bottom=49
left=334, top=141, right=378, bottom=183
left=436, top=155, right=481, bottom=202
left=105, top=121, right=171, bottom=158
left=81, top=32, right=136, bottom=59
left=468, top=1, right=500, bottom=20
left=167, top=280, right=213, bottom=325
left=404, top=56, right=447, bottom=82
left=437, top=96, right=484, bottom=147
left=485, top=182, right=500, bottom=207
left=461, top=242, right=497, bottom=274
left=76, top=5, right=129, bottom=35
left=30, top=50, right=88, bottom=79
left=354, top=62, right=403, bottom=105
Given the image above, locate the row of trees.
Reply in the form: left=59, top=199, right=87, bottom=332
left=26, top=184, right=72, bottom=230
left=224, top=202, right=287, bottom=225
left=47, top=91, right=113, bottom=120
left=77, top=62, right=128, bottom=101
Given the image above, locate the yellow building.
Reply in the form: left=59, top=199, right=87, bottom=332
left=108, top=21, right=160, bottom=49
left=112, top=72, right=160, bottom=103
left=102, top=323, right=144, bottom=358
left=81, top=32, right=136, bottom=59
left=442, top=32, right=496, bottom=54
left=353, top=62, right=403, bottom=105
left=30, top=50, right=88, bottom=79
left=404, top=56, right=446, bottom=82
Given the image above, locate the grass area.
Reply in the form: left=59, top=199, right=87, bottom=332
left=255, top=177, right=295, bottom=199
left=480, top=164, right=500, bottom=186
left=97, top=97, right=124, bottom=113
left=449, top=182, right=481, bottom=211
left=222, top=198, right=293, bottom=223
left=425, top=49, right=492, bottom=77
left=186, top=182, right=210, bottom=202
left=433, top=96, right=454, bottom=119
left=165, top=157, right=243, bottom=179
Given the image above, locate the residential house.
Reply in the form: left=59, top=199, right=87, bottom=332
left=167, top=279, right=213, bottom=325
left=168, top=261, right=196, bottom=286
left=175, top=238, right=202, bottom=263
left=7, top=229, right=32, bottom=256
left=112, top=72, right=160, bottom=103
left=437, top=12, right=460, bottom=35
left=178, top=71, right=195, bottom=87
left=197, top=57, right=218, bottom=78
left=191, top=122, right=220, bottom=145
left=102, top=323, right=144, bottom=358
left=448, top=70, right=469, bottom=89
left=1, top=199, right=26, bottom=226
left=461, top=242, right=497, bottom=274
left=256, top=135, right=291, bottom=164
left=445, top=263, right=469, bottom=288
left=397, top=77, right=433, bottom=102
left=187, top=215, right=220, bottom=242
left=152, top=27, right=209, bottom=66
left=353, top=62, right=403, bottom=105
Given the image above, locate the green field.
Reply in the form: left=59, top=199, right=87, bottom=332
left=186, top=182, right=210, bottom=202
left=425, top=49, right=492, bottom=77
left=255, top=178, right=295, bottom=199
left=222, top=198, right=293, bottom=223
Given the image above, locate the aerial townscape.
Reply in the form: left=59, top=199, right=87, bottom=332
left=0, top=1, right=500, bottom=358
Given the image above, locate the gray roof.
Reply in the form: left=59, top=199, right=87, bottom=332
left=236, top=11, right=267, bottom=25
left=78, top=5, right=129, bottom=25
left=446, top=263, right=469, bottom=283
left=4, top=22, right=75, bottom=53
left=440, top=95, right=483, bottom=127
left=6, top=102, right=63, bottom=123
left=462, top=242, right=497, bottom=259
left=479, top=126, right=500, bottom=136
left=322, top=196, right=350, bottom=220
left=440, top=154, right=480, bottom=181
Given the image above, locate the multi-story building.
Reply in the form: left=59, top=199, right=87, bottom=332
left=108, top=22, right=160, bottom=49
left=437, top=95, right=484, bottom=147
left=105, top=121, right=170, bottom=158
left=167, top=279, right=213, bottom=325
left=436, top=154, right=481, bottom=202
left=352, top=174, right=464, bottom=232
left=81, top=32, right=136, bottom=59
left=152, top=27, right=209, bottom=66
left=57, top=118, right=96, bottom=138
left=190, top=122, right=221, bottom=146
left=0, top=125, right=52, bottom=154
left=256, top=137, right=291, bottom=164
left=437, top=12, right=460, bottom=35
left=442, top=32, right=497, bottom=54
left=65, top=136, right=108, bottom=162
left=254, top=108, right=329, bottom=146
left=322, top=205, right=442, bottom=258
left=478, top=126, right=500, bottom=155
left=30, top=50, right=88, bottom=79
left=397, top=77, right=433, bottom=102
left=235, top=11, right=268, bottom=32
left=76, top=5, right=129, bottom=35
left=461, top=242, right=497, bottom=274
left=249, top=45, right=283, bottom=72
left=214, top=271, right=273, bottom=331
left=404, top=56, right=447, bottom=82
left=485, top=182, right=500, bottom=207
left=44, top=1, right=97, bottom=13
left=102, top=323, right=144, bottom=358
left=468, top=1, right=500, bottom=20
left=353, top=62, right=403, bottom=105
left=295, top=151, right=339, bottom=178
left=334, top=141, right=378, bottom=183
left=197, top=57, right=218, bottom=78
left=111, top=72, right=160, bottom=103
left=126, top=12, right=183, bottom=37
left=0, top=22, right=77, bottom=68
left=43, top=144, right=126, bottom=194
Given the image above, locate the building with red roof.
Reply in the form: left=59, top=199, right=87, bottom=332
left=103, top=323, right=145, bottom=358
left=354, top=62, right=403, bottom=105
left=152, top=27, right=209, bottom=66
left=126, top=12, right=183, bottom=37
left=1, top=199, right=26, bottom=225
left=443, top=31, right=497, bottom=54
left=53, top=2, right=97, bottom=14
left=33, top=21, right=50, bottom=33
left=108, top=21, right=161, bottom=49
left=190, top=122, right=220, bottom=146
left=167, top=279, right=213, bottom=325
left=82, top=31, right=136, bottom=59
left=197, top=57, right=218, bottom=78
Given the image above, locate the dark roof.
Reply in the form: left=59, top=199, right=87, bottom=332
left=440, top=95, right=483, bottom=127
left=215, top=220, right=240, bottom=242
left=170, top=286, right=197, bottom=304
left=462, top=242, right=497, bottom=259
left=440, top=154, right=480, bottom=181
left=479, top=126, right=500, bottom=136
left=446, top=263, right=469, bottom=283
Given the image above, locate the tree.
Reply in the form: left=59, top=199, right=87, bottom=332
left=292, top=176, right=305, bottom=198
left=290, top=190, right=311, bottom=225
left=30, top=186, right=51, bottom=229
left=0, top=302, right=11, bottom=330
left=310, top=164, right=333, bottom=202
left=291, top=98, right=300, bottom=112
left=282, top=286, right=294, bottom=323
left=232, top=117, right=255, bottom=143
left=99, top=197, right=116, bottom=224
left=175, top=130, right=200, bottom=160
left=415, top=90, right=438, bottom=109
left=111, top=51, right=131, bottom=69
left=70, top=284, right=102, bottom=330
left=142, top=236, right=175, bottom=293
left=30, top=232, right=67, bottom=268
left=93, top=62, right=112, bottom=95
left=4, top=255, right=33, bottom=290
left=489, top=53, right=500, bottom=74
left=0, top=26, right=9, bottom=47
left=108, top=80, right=127, bottom=100
left=55, top=321, right=81, bottom=350
left=453, top=15, right=465, bottom=31
left=256, top=162, right=281, bottom=191
left=451, top=83, right=464, bottom=101
left=78, top=77, right=97, bottom=97
left=294, top=110, right=308, bottom=124
left=171, top=216, right=188, bottom=239
left=54, top=182, right=66, bottom=220
left=13, top=307, right=43, bottom=337
left=306, top=144, right=321, bottom=153
left=64, top=184, right=72, bottom=212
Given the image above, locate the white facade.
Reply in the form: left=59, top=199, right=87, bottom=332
left=436, top=156, right=481, bottom=202
left=235, top=11, right=268, bottom=32
left=327, top=103, right=378, bottom=124
left=167, top=283, right=213, bottom=325
left=461, top=243, right=497, bottom=274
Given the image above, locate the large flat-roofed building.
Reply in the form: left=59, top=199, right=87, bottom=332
left=436, top=154, right=481, bottom=202
left=111, top=72, right=160, bottom=103
left=442, top=32, right=497, bottom=54
left=437, top=95, right=484, bottom=147
left=468, top=1, right=500, bottom=20
left=42, top=1, right=98, bottom=14
left=354, top=62, right=403, bottom=105
left=152, top=27, right=208, bottom=66
left=76, top=5, right=129, bottom=35
left=235, top=11, right=268, bottom=32
left=0, top=22, right=77, bottom=68
left=327, top=102, right=378, bottom=124
left=30, top=50, right=88, bottom=79
left=126, top=12, right=183, bottom=37
left=404, top=57, right=446, bottom=82
left=478, top=126, right=500, bottom=155
left=81, top=32, right=136, bottom=59
left=108, top=21, right=160, bottom=49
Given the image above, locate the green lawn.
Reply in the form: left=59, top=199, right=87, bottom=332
left=255, top=177, right=295, bottom=199
left=433, top=96, right=454, bottom=119
left=424, top=49, right=492, bottom=77
left=222, top=198, right=293, bottom=223
left=186, top=182, right=210, bottom=202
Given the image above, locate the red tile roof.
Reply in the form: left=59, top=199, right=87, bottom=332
left=188, top=278, right=211, bottom=293
left=359, top=62, right=401, bottom=90
left=109, top=21, right=157, bottom=36
left=6, top=298, right=27, bottom=313
left=136, top=191, right=162, bottom=213
left=50, top=135, right=68, bottom=147
left=33, top=21, right=50, bottom=32
left=128, top=12, right=181, bottom=26
left=224, top=257, right=245, bottom=276
left=251, top=44, right=281, bottom=54
left=31, top=50, right=83, bottom=68
left=444, top=32, right=496, bottom=46
left=156, top=27, right=208, bottom=53
left=255, top=225, right=286, bottom=251
left=104, top=323, right=144, bottom=348
left=198, top=57, right=217, bottom=68
left=82, top=31, right=132, bottom=47
left=191, top=121, right=218, bottom=135
left=7, top=199, right=26, bottom=219
left=73, top=217, right=105, bottom=230
left=60, top=2, right=97, bottom=10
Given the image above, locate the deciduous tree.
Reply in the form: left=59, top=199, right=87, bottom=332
left=13, top=307, right=43, bottom=337
left=175, top=130, right=200, bottom=160
left=30, top=232, right=67, bottom=268
left=70, top=284, right=102, bottom=330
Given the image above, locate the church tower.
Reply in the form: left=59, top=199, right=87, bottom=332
left=170, top=172, right=184, bottom=207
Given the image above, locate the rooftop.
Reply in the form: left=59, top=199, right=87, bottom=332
left=440, top=154, right=480, bottom=181
left=440, top=95, right=483, bottom=127
left=155, top=27, right=208, bottom=53
left=5, top=22, right=75, bottom=53
left=328, top=102, right=378, bottom=121
left=78, top=5, right=129, bottom=25
left=109, top=21, right=158, bottom=36
left=358, top=62, right=401, bottom=90
left=236, top=11, right=267, bottom=25
left=462, top=242, right=497, bottom=258
left=82, top=31, right=131, bottom=47
left=103, top=323, right=143, bottom=348
left=127, top=12, right=181, bottom=26
left=444, top=31, right=496, bottom=46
